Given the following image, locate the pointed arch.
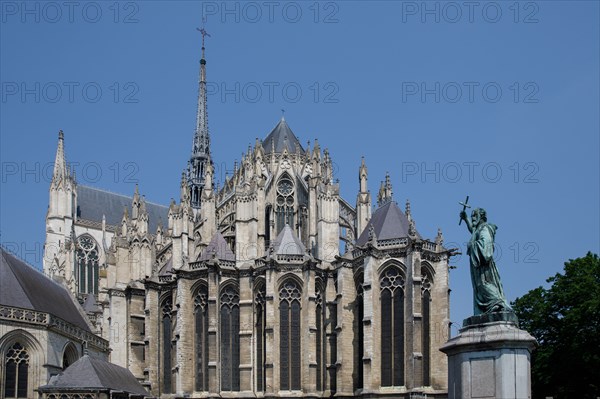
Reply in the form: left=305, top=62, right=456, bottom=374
left=279, top=277, right=302, bottom=391
left=1, top=330, right=41, bottom=399
left=220, top=282, right=240, bottom=392
left=61, top=342, right=79, bottom=369
left=380, top=264, right=405, bottom=387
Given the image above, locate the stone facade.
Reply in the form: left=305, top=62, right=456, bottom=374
left=41, top=40, right=453, bottom=398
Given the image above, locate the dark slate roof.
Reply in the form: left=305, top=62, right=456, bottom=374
left=0, top=248, right=91, bottom=331
left=273, top=225, right=306, bottom=255
left=262, top=118, right=304, bottom=154
left=198, top=232, right=235, bottom=261
left=356, top=201, right=420, bottom=246
left=39, top=355, right=150, bottom=397
left=77, top=185, right=168, bottom=233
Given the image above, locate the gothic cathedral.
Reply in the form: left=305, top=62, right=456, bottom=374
left=43, top=37, right=451, bottom=398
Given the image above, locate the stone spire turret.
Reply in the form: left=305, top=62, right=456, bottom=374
left=187, top=26, right=213, bottom=210
left=356, top=157, right=372, bottom=235
left=377, top=172, right=393, bottom=207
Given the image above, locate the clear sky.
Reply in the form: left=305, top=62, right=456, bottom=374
left=1, top=1, right=598, bottom=332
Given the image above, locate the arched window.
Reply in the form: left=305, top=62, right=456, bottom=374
left=194, top=285, right=209, bottom=392
left=279, top=279, right=301, bottom=390
left=161, top=297, right=173, bottom=394
left=315, top=283, right=326, bottom=391
left=4, top=342, right=29, bottom=398
left=422, top=270, right=432, bottom=386
left=380, top=266, right=405, bottom=387
left=220, top=285, right=240, bottom=391
left=276, top=175, right=295, bottom=234
left=76, top=235, right=99, bottom=295
left=62, top=343, right=78, bottom=370
left=255, top=282, right=266, bottom=392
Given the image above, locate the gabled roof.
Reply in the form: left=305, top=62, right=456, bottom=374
left=77, top=185, right=168, bottom=233
left=356, top=201, right=420, bottom=246
left=0, top=248, right=91, bottom=331
left=198, top=232, right=236, bottom=262
left=273, top=225, right=306, bottom=256
left=39, top=355, right=150, bottom=397
left=262, top=118, right=304, bottom=154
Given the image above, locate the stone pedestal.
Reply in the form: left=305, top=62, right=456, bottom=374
left=440, top=313, right=536, bottom=399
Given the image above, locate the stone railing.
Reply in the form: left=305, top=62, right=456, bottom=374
left=276, top=254, right=305, bottom=263
left=0, top=305, right=49, bottom=326
left=0, top=305, right=109, bottom=352
left=378, top=237, right=409, bottom=248
left=423, top=241, right=437, bottom=251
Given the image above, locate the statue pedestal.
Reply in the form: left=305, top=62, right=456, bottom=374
left=440, top=314, right=536, bottom=399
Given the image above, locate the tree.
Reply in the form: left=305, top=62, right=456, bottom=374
left=512, top=252, right=600, bottom=399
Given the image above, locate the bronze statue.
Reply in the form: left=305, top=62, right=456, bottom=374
left=460, top=207, right=511, bottom=315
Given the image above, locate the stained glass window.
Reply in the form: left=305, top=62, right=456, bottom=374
left=4, top=342, right=29, bottom=398
left=380, top=267, right=405, bottom=387
left=220, top=286, right=240, bottom=391
left=279, top=280, right=301, bottom=390
left=76, top=235, right=99, bottom=295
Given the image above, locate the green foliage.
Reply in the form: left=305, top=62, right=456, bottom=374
left=512, top=252, right=600, bottom=399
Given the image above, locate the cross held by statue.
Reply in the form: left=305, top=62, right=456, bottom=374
left=459, top=195, right=470, bottom=225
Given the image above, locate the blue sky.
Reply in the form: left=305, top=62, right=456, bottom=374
left=1, top=1, right=598, bottom=331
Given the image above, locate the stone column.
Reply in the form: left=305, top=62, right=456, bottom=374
left=334, top=264, right=356, bottom=396
left=207, top=265, right=219, bottom=393
left=239, top=274, right=254, bottom=392
left=175, top=277, right=194, bottom=394
left=145, top=287, right=160, bottom=396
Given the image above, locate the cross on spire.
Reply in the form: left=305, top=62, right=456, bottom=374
left=196, top=27, right=211, bottom=49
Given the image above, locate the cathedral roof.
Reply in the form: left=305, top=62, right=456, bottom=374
left=39, top=355, right=150, bottom=397
left=77, top=185, right=168, bottom=232
left=198, top=232, right=236, bottom=262
left=355, top=201, right=420, bottom=246
left=273, top=224, right=306, bottom=256
left=262, top=118, right=304, bottom=154
left=0, top=247, right=92, bottom=332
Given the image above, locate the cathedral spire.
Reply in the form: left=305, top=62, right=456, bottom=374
left=52, top=130, right=69, bottom=187
left=187, top=25, right=212, bottom=210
